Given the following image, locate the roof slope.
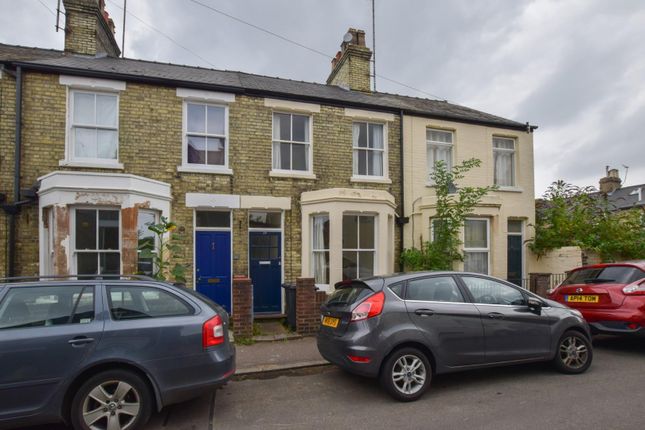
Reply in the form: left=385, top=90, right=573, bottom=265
left=590, top=184, right=645, bottom=211
left=0, top=42, right=529, bottom=130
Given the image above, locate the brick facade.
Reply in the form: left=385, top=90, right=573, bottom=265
left=0, top=71, right=402, bottom=304
left=294, top=277, right=326, bottom=335
left=231, top=276, right=253, bottom=337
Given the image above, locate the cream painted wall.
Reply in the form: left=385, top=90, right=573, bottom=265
left=531, top=246, right=582, bottom=275
left=402, top=115, right=536, bottom=280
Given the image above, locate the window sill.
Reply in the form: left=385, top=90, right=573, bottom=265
left=495, top=186, right=523, bottom=193
left=351, top=176, right=392, bottom=184
left=59, top=160, right=124, bottom=170
left=177, top=165, right=233, bottom=175
left=269, top=171, right=317, bottom=180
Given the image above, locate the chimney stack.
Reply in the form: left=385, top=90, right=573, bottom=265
left=326, top=28, right=372, bottom=92
left=63, top=0, right=120, bottom=57
left=599, top=168, right=622, bottom=194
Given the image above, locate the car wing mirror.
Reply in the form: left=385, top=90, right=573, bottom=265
left=527, top=297, right=543, bottom=314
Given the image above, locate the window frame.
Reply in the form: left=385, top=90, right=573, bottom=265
left=463, top=218, right=490, bottom=275
left=66, top=89, right=121, bottom=167
left=136, top=209, right=159, bottom=277
left=311, top=213, right=330, bottom=288
left=341, top=213, right=378, bottom=280
left=426, top=128, right=454, bottom=184
left=180, top=101, right=231, bottom=174
left=72, top=207, right=122, bottom=276
left=271, top=111, right=313, bottom=175
left=493, top=136, right=516, bottom=187
left=351, top=121, right=388, bottom=180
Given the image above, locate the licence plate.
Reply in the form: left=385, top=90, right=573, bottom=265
left=322, top=316, right=340, bottom=328
left=566, top=295, right=599, bottom=303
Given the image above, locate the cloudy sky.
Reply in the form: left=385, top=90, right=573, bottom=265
left=2, top=0, right=644, bottom=195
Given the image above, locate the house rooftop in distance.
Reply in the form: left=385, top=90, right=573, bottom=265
left=0, top=42, right=534, bottom=131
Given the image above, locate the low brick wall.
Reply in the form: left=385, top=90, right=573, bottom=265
left=295, top=277, right=327, bottom=335
left=529, top=273, right=551, bottom=297
left=232, top=276, right=253, bottom=338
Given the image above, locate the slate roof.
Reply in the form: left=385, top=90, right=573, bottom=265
left=591, top=184, right=645, bottom=211
left=0, top=43, right=531, bottom=130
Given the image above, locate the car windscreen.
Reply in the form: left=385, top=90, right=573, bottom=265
left=562, top=266, right=644, bottom=285
left=326, top=284, right=373, bottom=308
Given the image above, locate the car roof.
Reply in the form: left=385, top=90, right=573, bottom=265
left=353, top=271, right=500, bottom=285
left=572, top=260, right=645, bottom=272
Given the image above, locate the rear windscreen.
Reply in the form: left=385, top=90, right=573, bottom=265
left=326, top=285, right=373, bottom=307
left=563, top=266, right=644, bottom=285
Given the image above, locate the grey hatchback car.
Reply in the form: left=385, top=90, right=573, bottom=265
left=0, top=276, right=235, bottom=430
left=317, top=272, right=592, bottom=401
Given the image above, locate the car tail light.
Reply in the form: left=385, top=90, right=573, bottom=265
left=347, top=355, right=371, bottom=363
left=351, top=291, right=385, bottom=322
left=203, top=315, right=225, bottom=348
left=623, top=280, right=645, bottom=296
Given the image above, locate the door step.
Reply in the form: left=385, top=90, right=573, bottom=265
left=254, top=313, right=286, bottom=320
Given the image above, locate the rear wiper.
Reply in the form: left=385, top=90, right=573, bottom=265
left=584, top=278, right=614, bottom=284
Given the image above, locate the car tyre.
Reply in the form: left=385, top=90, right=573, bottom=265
left=552, top=330, right=593, bottom=374
left=70, top=369, right=153, bottom=430
left=380, top=347, right=432, bottom=402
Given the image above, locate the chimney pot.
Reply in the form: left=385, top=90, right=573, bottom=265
left=599, top=167, right=622, bottom=194
left=327, top=28, right=372, bottom=92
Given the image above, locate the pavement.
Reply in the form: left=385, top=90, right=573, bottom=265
left=235, top=336, right=328, bottom=377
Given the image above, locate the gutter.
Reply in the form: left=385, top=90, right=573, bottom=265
left=7, top=66, right=22, bottom=277
left=11, top=61, right=536, bottom=132
left=396, top=110, right=408, bottom=269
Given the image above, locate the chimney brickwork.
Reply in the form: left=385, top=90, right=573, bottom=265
left=599, top=168, right=622, bottom=194
left=327, top=28, right=372, bottom=92
left=63, top=0, right=120, bottom=57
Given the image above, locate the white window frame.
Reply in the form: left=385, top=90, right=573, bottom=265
left=179, top=101, right=232, bottom=175
left=426, top=128, right=453, bottom=184
left=136, top=209, right=159, bottom=276
left=493, top=136, right=516, bottom=187
left=463, top=218, right=490, bottom=275
left=63, top=89, right=122, bottom=169
left=351, top=121, right=388, bottom=180
left=311, top=213, right=330, bottom=288
left=270, top=111, right=314, bottom=176
left=342, top=213, right=378, bottom=279
left=71, top=206, right=122, bottom=275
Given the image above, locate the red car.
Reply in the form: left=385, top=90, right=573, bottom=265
left=548, top=261, right=645, bottom=336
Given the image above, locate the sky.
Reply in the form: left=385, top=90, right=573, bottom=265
left=1, top=0, right=644, bottom=196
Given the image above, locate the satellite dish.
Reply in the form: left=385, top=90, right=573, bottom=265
left=343, top=32, right=353, bottom=43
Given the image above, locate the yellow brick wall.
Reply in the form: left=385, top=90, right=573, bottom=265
left=0, top=71, right=402, bottom=283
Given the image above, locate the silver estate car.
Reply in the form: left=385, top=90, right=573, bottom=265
left=317, top=272, right=592, bottom=401
left=0, top=275, right=235, bottom=430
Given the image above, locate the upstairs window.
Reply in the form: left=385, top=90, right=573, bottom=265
left=70, top=91, right=119, bottom=163
left=272, top=113, right=311, bottom=172
left=493, top=137, right=516, bottom=186
left=353, top=122, right=384, bottom=177
left=427, top=129, right=453, bottom=182
left=185, top=102, right=228, bottom=168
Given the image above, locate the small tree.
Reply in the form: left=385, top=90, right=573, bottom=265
left=138, top=216, right=188, bottom=283
left=400, top=158, right=495, bottom=271
left=529, top=180, right=645, bottom=261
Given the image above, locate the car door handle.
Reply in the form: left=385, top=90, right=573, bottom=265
left=488, top=312, right=505, bottom=320
left=414, top=309, right=435, bottom=317
left=68, top=337, right=95, bottom=346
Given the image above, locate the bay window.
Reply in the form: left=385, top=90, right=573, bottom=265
left=311, top=214, right=330, bottom=286
left=342, top=215, right=376, bottom=280
left=75, top=208, right=120, bottom=275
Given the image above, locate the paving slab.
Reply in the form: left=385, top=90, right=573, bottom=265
left=235, top=336, right=328, bottom=376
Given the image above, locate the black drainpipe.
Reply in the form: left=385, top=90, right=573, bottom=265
left=7, top=66, right=22, bottom=277
left=396, top=109, right=408, bottom=269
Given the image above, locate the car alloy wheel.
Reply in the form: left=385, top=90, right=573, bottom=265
left=82, top=380, right=141, bottom=430
left=559, top=336, right=589, bottom=370
left=71, top=370, right=152, bottom=430
left=391, top=354, right=427, bottom=395
left=380, top=347, right=432, bottom=401
left=553, top=330, right=593, bottom=374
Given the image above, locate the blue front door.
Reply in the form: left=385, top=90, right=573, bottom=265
left=196, top=231, right=231, bottom=313
left=249, top=231, right=282, bottom=313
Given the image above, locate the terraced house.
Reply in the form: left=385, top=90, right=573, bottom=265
left=0, top=0, right=535, bottom=314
